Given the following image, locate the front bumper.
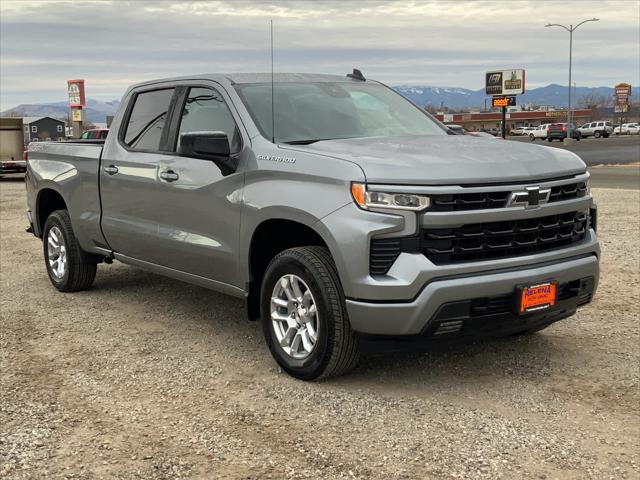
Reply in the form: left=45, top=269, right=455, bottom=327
left=346, top=253, right=598, bottom=335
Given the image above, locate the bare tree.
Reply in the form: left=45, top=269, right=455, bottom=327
left=577, top=93, right=613, bottom=109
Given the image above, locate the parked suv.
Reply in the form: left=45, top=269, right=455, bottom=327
left=547, top=123, right=581, bottom=142
left=577, top=121, right=612, bottom=138
left=25, top=72, right=600, bottom=380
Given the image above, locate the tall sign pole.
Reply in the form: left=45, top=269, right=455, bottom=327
left=486, top=69, right=525, bottom=139
left=615, top=83, right=632, bottom=130
left=67, top=79, right=86, bottom=138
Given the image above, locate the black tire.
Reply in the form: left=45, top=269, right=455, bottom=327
left=529, top=134, right=535, bottom=141
left=594, top=131, right=601, bottom=138
left=547, top=138, right=553, bottom=142
left=43, top=209, right=97, bottom=292
left=260, top=246, right=359, bottom=380
left=603, top=133, right=609, bottom=138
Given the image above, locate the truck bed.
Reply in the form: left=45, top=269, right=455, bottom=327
left=26, top=141, right=106, bottom=252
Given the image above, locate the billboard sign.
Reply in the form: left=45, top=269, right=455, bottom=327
left=615, top=83, right=632, bottom=97
left=67, top=79, right=86, bottom=108
left=614, top=104, right=629, bottom=113
left=492, top=96, right=516, bottom=108
left=486, top=69, right=525, bottom=96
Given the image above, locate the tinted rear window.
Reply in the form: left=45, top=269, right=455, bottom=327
left=124, top=89, right=174, bottom=150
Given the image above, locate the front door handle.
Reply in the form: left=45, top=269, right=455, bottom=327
left=103, top=165, right=119, bottom=175
left=159, top=170, right=179, bottom=182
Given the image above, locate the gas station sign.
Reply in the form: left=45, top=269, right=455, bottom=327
left=67, top=79, right=86, bottom=108
left=485, top=69, right=525, bottom=96
left=491, top=96, right=516, bottom=108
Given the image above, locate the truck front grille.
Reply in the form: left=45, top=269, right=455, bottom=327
left=430, top=191, right=510, bottom=211
left=428, top=181, right=587, bottom=211
left=421, top=210, right=588, bottom=265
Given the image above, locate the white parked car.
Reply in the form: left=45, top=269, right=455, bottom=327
left=510, top=126, right=527, bottom=136
left=614, top=123, right=640, bottom=135
left=529, top=124, right=550, bottom=141
left=578, top=121, right=613, bottom=138
left=521, top=127, right=535, bottom=136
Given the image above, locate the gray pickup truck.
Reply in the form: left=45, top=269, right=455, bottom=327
left=25, top=72, right=599, bottom=380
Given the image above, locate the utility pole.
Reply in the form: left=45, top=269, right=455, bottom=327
left=545, top=18, right=599, bottom=143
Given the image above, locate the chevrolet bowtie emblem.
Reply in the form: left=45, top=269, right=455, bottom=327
left=508, top=186, right=550, bottom=208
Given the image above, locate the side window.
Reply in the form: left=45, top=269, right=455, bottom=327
left=176, top=87, right=241, bottom=153
left=57, top=125, right=63, bottom=132
left=124, top=88, right=174, bottom=151
left=31, top=125, right=37, bottom=133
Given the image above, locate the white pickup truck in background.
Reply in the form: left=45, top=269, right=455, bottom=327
left=528, top=124, right=550, bottom=141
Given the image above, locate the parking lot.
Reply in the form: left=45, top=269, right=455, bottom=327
left=508, top=134, right=640, bottom=166
left=1, top=173, right=638, bottom=479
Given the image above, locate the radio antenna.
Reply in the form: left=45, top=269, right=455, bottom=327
left=270, top=19, right=275, bottom=144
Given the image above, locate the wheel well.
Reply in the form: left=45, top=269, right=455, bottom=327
left=247, top=219, right=327, bottom=321
left=37, top=189, right=67, bottom=236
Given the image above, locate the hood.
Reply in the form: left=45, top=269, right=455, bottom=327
left=292, top=135, right=586, bottom=185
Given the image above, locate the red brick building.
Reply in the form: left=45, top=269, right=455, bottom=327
left=435, top=109, right=593, bottom=131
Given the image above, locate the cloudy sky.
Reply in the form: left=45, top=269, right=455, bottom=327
left=1, top=0, right=638, bottom=110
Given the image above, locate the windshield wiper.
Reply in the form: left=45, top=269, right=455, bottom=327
left=282, top=138, right=332, bottom=145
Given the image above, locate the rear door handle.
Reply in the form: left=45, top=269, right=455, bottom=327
left=103, top=165, right=119, bottom=175
left=159, top=170, right=179, bottom=182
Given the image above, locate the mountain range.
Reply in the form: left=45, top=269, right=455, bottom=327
left=2, top=84, right=638, bottom=122
left=393, top=84, right=639, bottom=110
left=1, top=98, right=121, bottom=124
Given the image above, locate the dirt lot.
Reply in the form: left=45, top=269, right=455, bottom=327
left=1, top=178, right=638, bottom=479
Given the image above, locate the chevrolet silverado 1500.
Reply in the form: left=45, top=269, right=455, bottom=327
left=25, top=72, right=599, bottom=379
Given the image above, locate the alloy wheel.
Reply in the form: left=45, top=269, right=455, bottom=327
left=47, top=226, right=67, bottom=279
left=270, top=274, right=319, bottom=359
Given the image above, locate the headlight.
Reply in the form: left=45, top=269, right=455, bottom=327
left=351, top=183, right=430, bottom=211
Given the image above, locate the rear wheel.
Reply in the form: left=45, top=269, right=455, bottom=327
left=43, top=210, right=97, bottom=292
left=261, top=246, right=359, bottom=380
left=547, top=138, right=553, bottom=142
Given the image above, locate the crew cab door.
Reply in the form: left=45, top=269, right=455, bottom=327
left=150, top=84, right=246, bottom=286
left=100, top=87, right=177, bottom=263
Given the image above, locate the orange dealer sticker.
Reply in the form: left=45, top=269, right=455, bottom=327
left=519, top=282, right=557, bottom=314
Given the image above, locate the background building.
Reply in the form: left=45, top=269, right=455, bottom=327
left=22, top=116, right=66, bottom=143
left=436, top=109, right=593, bottom=131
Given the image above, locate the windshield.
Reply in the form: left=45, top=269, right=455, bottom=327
left=234, top=81, right=447, bottom=144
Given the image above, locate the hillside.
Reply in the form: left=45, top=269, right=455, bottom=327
left=393, top=84, right=638, bottom=110
left=1, top=98, right=120, bottom=124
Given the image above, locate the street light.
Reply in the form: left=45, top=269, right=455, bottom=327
left=545, top=18, right=599, bottom=141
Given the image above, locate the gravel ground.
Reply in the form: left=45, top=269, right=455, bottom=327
left=1, top=178, right=638, bottom=479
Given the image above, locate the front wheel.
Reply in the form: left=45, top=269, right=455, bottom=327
left=43, top=210, right=97, bottom=292
left=529, top=134, right=535, bottom=141
left=261, top=246, right=359, bottom=380
left=594, top=131, right=601, bottom=138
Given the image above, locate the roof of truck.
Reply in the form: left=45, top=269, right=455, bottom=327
left=128, top=73, right=371, bottom=90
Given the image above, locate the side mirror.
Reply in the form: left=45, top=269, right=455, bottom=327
left=178, top=131, right=238, bottom=176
